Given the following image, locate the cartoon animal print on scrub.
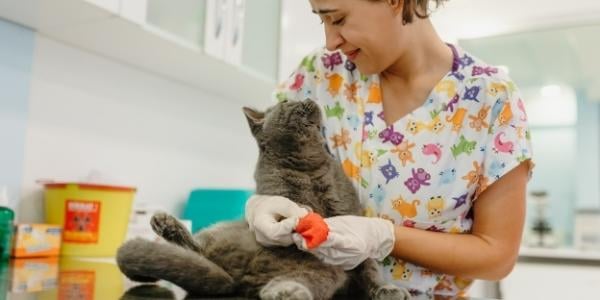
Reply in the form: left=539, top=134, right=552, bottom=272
left=406, top=119, right=427, bottom=135
left=344, top=82, right=359, bottom=103
left=380, top=159, right=400, bottom=184
left=498, top=102, right=513, bottom=127
left=404, top=168, right=431, bottom=194
left=427, top=196, right=445, bottom=219
left=325, top=73, right=344, bottom=97
left=435, top=79, right=457, bottom=98
left=446, top=108, right=468, bottom=132
left=445, top=94, right=460, bottom=113
left=422, top=143, right=442, bottom=164
left=426, top=115, right=445, bottom=133
left=493, top=132, right=514, bottom=154
left=392, top=196, right=420, bottom=218
left=391, top=260, right=413, bottom=281
left=468, top=104, right=490, bottom=131
left=289, top=73, right=305, bottom=92
left=330, top=129, right=351, bottom=151
left=368, top=83, right=382, bottom=104
left=462, top=161, right=483, bottom=189
left=379, top=125, right=404, bottom=145
left=324, top=102, right=345, bottom=120
left=451, top=135, right=476, bottom=158
left=439, top=168, right=456, bottom=185
left=390, top=140, right=416, bottom=166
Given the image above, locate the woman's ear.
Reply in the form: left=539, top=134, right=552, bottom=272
left=242, top=107, right=264, bottom=136
left=386, top=0, right=404, bottom=14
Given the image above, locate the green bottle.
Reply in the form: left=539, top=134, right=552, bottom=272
left=0, top=187, right=14, bottom=260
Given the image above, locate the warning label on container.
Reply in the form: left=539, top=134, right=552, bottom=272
left=63, top=200, right=101, bottom=243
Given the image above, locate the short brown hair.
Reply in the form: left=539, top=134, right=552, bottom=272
left=371, top=0, right=448, bottom=24
left=405, top=0, right=446, bottom=23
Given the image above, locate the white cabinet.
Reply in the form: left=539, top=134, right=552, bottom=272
left=120, top=0, right=147, bottom=24
left=0, top=0, right=277, bottom=107
left=146, top=0, right=206, bottom=48
left=84, top=0, right=119, bottom=14
left=501, top=262, right=600, bottom=299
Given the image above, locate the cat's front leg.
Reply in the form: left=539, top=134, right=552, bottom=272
left=260, top=267, right=348, bottom=300
left=260, top=278, right=313, bottom=300
left=354, top=259, right=411, bottom=300
left=151, top=212, right=201, bottom=252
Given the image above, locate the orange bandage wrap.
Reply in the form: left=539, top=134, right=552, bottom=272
left=295, top=212, right=329, bottom=249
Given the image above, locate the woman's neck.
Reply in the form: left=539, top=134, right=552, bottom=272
left=380, top=18, right=453, bottom=87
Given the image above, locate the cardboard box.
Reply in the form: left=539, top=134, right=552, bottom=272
left=10, top=257, right=59, bottom=293
left=12, top=224, right=62, bottom=258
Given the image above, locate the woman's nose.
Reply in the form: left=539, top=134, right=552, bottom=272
left=324, top=26, right=344, bottom=51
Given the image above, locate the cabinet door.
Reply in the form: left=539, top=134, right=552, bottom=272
left=84, top=0, right=120, bottom=14
left=146, top=0, right=206, bottom=47
left=241, top=0, right=280, bottom=80
left=501, top=262, right=600, bottom=299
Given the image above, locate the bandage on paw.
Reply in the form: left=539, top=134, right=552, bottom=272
left=294, top=212, right=329, bottom=249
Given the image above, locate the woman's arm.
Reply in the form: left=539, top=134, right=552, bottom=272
left=390, top=161, right=530, bottom=281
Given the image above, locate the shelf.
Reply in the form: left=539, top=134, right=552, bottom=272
left=519, top=246, right=600, bottom=262
left=0, top=0, right=276, bottom=107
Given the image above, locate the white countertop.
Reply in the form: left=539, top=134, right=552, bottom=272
left=519, top=246, right=600, bottom=261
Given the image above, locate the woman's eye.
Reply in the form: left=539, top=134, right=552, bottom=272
left=332, top=17, right=345, bottom=26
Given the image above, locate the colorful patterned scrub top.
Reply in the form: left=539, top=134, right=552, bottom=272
left=272, top=44, right=533, bottom=297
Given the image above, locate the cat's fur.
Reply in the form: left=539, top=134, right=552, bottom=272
left=116, top=100, right=410, bottom=300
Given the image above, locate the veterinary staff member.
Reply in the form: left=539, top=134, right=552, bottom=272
left=246, top=0, right=534, bottom=297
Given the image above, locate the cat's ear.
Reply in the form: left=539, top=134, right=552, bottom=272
left=242, top=107, right=264, bottom=135
left=301, top=99, right=321, bottom=125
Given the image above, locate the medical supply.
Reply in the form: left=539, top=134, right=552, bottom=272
left=12, top=224, right=62, bottom=258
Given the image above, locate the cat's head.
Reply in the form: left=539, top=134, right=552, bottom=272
left=243, top=99, right=327, bottom=163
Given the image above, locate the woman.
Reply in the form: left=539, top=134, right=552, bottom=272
left=246, top=0, right=534, bottom=297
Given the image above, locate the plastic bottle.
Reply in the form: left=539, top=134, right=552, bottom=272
left=0, top=187, right=15, bottom=260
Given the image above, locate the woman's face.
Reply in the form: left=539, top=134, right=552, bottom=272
left=309, top=0, right=406, bottom=75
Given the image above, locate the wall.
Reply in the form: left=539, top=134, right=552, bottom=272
left=278, top=0, right=323, bottom=81
left=576, top=90, right=600, bottom=209
left=17, top=35, right=259, bottom=222
left=0, top=19, right=34, bottom=207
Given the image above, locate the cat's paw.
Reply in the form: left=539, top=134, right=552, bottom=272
left=372, top=284, right=411, bottom=300
left=260, top=280, right=313, bottom=300
left=150, top=212, right=178, bottom=235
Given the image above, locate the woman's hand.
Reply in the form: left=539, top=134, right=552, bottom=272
left=293, top=215, right=395, bottom=270
left=245, top=194, right=310, bottom=247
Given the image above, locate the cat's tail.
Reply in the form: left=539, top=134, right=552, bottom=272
left=116, top=238, right=235, bottom=296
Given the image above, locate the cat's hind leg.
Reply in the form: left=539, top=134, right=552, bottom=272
left=150, top=212, right=201, bottom=252
left=259, top=268, right=348, bottom=300
left=116, top=238, right=235, bottom=296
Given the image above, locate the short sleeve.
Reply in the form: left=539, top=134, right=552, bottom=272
left=270, top=48, right=345, bottom=162
left=476, top=80, right=534, bottom=198
left=271, top=49, right=322, bottom=104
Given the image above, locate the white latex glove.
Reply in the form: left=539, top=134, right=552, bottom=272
left=293, top=215, right=395, bottom=270
left=245, top=194, right=310, bottom=247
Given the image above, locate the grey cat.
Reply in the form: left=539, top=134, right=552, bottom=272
left=116, top=100, right=411, bottom=300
